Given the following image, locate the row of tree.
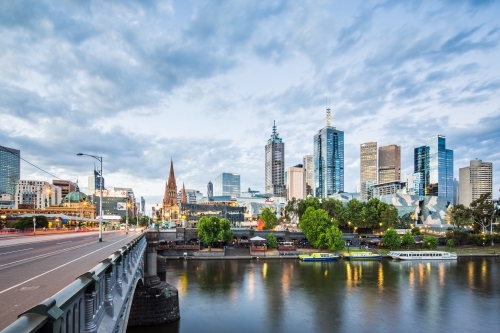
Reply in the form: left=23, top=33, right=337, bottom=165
left=285, top=196, right=400, bottom=230
left=448, top=193, right=499, bottom=233
left=381, top=228, right=439, bottom=249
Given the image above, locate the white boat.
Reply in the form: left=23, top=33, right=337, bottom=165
left=388, top=250, right=457, bottom=260
left=299, top=253, right=340, bottom=261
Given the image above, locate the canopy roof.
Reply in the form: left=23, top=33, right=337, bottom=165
left=250, top=236, right=266, bottom=241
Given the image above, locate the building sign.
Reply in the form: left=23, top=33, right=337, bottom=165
left=95, top=190, right=127, bottom=198
left=117, top=202, right=126, bottom=210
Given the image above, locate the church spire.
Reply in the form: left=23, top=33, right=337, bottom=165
left=168, top=159, right=176, bottom=187
left=181, top=182, right=187, bottom=204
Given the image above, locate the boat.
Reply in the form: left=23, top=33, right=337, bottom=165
left=388, top=250, right=457, bottom=260
left=343, top=251, right=383, bottom=260
left=299, top=253, right=339, bottom=262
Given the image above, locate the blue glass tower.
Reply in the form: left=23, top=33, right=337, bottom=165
left=314, top=108, right=344, bottom=198
left=414, top=135, right=453, bottom=200
left=0, top=146, right=20, bottom=196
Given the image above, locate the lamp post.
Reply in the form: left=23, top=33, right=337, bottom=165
left=45, top=187, right=51, bottom=208
left=125, top=198, right=130, bottom=235
left=77, top=153, right=103, bottom=242
left=33, top=216, right=36, bottom=235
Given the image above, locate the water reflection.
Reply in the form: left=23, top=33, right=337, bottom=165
left=128, top=258, right=500, bottom=333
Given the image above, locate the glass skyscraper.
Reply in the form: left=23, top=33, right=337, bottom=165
left=0, top=146, right=20, bottom=196
left=314, top=108, right=344, bottom=198
left=414, top=135, right=453, bottom=200
left=214, top=173, right=241, bottom=198
left=265, top=121, right=285, bottom=197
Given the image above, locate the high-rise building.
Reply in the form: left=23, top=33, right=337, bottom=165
left=303, top=154, right=314, bottom=196
left=52, top=180, right=77, bottom=198
left=87, top=168, right=105, bottom=195
left=378, top=144, right=401, bottom=183
left=414, top=135, right=453, bottom=200
left=314, top=108, right=344, bottom=198
left=265, top=121, right=285, bottom=197
left=459, top=158, right=492, bottom=207
left=15, top=180, right=62, bottom=209
left=141, top=196, right=145, bottom=214
left=214, top=173, right=241, bottom=198
left=287, top=166, right=306, bottom=200
left=0, top=146, right=20, bottom=196
left=360, top=142, right=377, bottom=201
left=207, top=181, right=213, bottom=200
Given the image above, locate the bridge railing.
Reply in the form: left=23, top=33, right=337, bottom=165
left=1, top=233, right=146, bottom=333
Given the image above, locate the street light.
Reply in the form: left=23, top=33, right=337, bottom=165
left=45, top=187, right=51, bottom=208
left=33, top=216, right=36, bottom=235
left=77, top=153, right=103, bottom=242
left=125, top=198, right=130, bottom=235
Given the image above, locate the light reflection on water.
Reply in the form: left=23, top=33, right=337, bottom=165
left=127, top=258, right=500, bottom=333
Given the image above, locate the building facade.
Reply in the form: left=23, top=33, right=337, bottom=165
left=360, top=142, right=377, bottom=201
left=286, top=166, right=306, bottom=200
left=214, top=173, right=241, bottom=198
left=265, top=121, right=285, bottom=197
left=52, top=180, right=77, bottom=198
left=87, top=169, right=105, bottom=195
left=207, top=181, right=213, bottom=200
left=378, top=144, right=401, bottom=183
left=314, top=108, right=344, bottom=198
left=414, top=135, right=453, bottom=201
left=162, top=160, right=179, bottom=220
left=303, top=154, right=314, bottom=196
left=459, top=158, right=493, bottom=207
left=0, top=146, right=20, bottom=196
left=15, top=180, right=62, bottom=209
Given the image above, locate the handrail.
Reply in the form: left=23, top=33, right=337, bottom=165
left=1, top=233, right=146, bottom=333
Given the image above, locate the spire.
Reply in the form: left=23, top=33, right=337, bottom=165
left=326, top=107, right=331, bottom=126
left=164, top=159, right=178, bottom=207
left=181, top=182, right=187, bottom=204
left=168, top=159, right=176, bottom=186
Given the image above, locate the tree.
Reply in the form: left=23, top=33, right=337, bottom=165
left=284, top=197, right=299, bottom=223
left=363, top=199, right=381, bottom=229
left=260, top=207, right=278, bottom=230
left=139, top=215, right=151, bottom=227
left=13, top=216, right=48, bottom=229
left=401, top=232, right=414, bottom=248
left=297, top=196, right=321, bottom=219
left=299, top=207, right=331, bottom=249
left=382, top=228, right=400, bottom=249
left=469, top=193, right=494, bottom=233
left=446, top=239, right=454, bottom=249
left=325, top=225, right=344, bottom=251
left=345, top=199, right=364, bottom=227
left=266, top=233, right=278, bottom=249
left=448, top=204, right=472, bottom=230
left=322, top=198, right=344, bottom=223
left=197, top=216, right=233, bottom=251
left=411, top=227, right=421, bottom=235
left=380, top=205, right=399, bottom=230
left=423, top=234, right=438, bottom=249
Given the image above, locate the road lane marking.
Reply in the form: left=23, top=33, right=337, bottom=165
left=0, top=235, right=139, bottom=295
left=0, top=248, right=34, bottom=255
left=56, top=241, right=72, bottom=245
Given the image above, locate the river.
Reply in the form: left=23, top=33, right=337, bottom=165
left=128, top=257, right=500, bottom=333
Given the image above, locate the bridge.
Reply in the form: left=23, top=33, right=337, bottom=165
left=1, top=230, right=179, bottom=333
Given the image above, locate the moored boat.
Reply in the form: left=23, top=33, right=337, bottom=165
left=299, top=253, right=339, bottom=262
left=343, top=251, right=383, bottom=260
left=388, top=250, right=457, bottom=260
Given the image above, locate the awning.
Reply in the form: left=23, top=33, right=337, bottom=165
left=250, top=236, right=266, bottom=241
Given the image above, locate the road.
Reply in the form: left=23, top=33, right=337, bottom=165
left=0, top=230, right=143, bottom=331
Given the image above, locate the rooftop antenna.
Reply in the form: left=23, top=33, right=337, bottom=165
left=326, top=98, right=331, bottom=126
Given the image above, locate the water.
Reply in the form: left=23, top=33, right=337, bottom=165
left=128, top=257, right=500, bottom=333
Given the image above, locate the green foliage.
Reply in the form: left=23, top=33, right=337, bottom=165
left=297, top=196, right=321, bottom=219
left=260, top=208, right=278, bottom=230
left=380, top=205, right=399, bottom=230
left=411, top=227, right=421, bottom=235
left=448, top=204, right=472, bottom=230
left=446, top=239, right=454, bottom=248
left=345, top=199, right=364, bottom=227
left=382, top=228, right=400, bottom=249
left=284, top=197, right=298, bottom=222
left=139, top=215, right=151, bottom=226
left=196, top=216, right=233, bottom=251
left=401, top=232, right=414, bottom=247
left=398, top=213, right=415, bottom=229
left=266, top=233, right=278, bottom=249
left=423, top=234, right=438, bottom=249
left=363, top=199, right=381, bottom=229
left=13, top=216, right=48, bottom=229
left=325, top=225, right=345, bottom=251
left=470, top=193, right=494, bottom=233
left=299, top=207, right=331, bottom=249
left=322, top=198, right=345, bottom=224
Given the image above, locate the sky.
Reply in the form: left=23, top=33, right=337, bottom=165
left=1, top=0, right=499, bottom=212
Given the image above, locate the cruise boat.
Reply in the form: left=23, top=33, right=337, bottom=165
left=343, top=251, right=383, bottom=260
left=299, top=253, right=339, bottom=262
left=388, top=251, right=457, bottom=260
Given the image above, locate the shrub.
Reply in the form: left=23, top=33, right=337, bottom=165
left=446, top=239, right=454, bottom=248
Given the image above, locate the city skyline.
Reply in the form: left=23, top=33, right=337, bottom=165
left=1, top=1, right=499, bottom=206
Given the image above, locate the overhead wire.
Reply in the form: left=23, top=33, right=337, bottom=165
left=0, top=144, right=62, bottom=180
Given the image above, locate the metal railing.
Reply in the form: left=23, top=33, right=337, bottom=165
left=1, top=234, right=146, bottom=333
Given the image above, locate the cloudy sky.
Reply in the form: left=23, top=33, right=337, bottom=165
left=1, top=0, right=499, bottom=212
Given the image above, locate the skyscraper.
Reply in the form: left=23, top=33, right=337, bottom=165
left=214, top=173, right=241, bottom=198
left=378, top=144, right=401, bottom=183
left=314, top=108, right=344, bottom=198
left=303, top=154, right=314, bottom=196
left=265, top=121, right=285, bottom=197
left=414, top=135, right=453, bottom=199
left=360, top=142, right=377, bottom=201
left=0, top=145, right=20, bottom=196
left=207, top=181, right=213, bottom=200
left=287, top=166, right=306, bottom=200
left=459, top=158, right=492, bottom=207
left=87, top=168, right=105, bottom=195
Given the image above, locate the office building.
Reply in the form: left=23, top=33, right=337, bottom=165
left=141, top=196, right=145, bottom=214
left=379, top=144, right=401, bottom=183
left=0, top=146, right=20, bottom=196
left=459, top=158, right=492, bottom=207
left=360, top=142, right=377, bottom=201
left=287, top=166, right=306, bottom=200
left=15, top=180, right=62, bottom=209
left=265, top=121, right=285, bottom=197
left=303, top=154, right=314, bottom=196
left=414, top=135, right=453, bottom=200
left=87, top=168, right=105, bottom=195
left=52, top=180, right=77, bottom=198
left=207, top=181, right=213, bottom=201
left=314, top=108, right=344, bottom=198
left=214, top=173, right=241, bottom=198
